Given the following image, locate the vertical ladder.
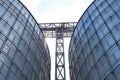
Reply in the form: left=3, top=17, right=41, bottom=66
left=55, top=26, right=66, bottom=80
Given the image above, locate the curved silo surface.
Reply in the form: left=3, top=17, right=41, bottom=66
left=69, top=0, right=120, bottom=80
left=0, top=0, right=51, bottom=80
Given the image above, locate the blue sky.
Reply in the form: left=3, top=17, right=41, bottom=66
left=20, top=0, right=94, bottom=23
left=39, top=0, right=74, bottom=13
left=20, top=0, right=94, bottom=80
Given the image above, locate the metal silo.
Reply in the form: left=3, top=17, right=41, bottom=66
left=69, top=0, right=120, bottom=80
left=0, top=0, right=51, bottom=80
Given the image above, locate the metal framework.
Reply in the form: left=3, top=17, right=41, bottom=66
left=55, top=27, right=65, bottom=80
left=39, top=22, right=77, bottom=38
left=39, top=22, right=77, bottom=80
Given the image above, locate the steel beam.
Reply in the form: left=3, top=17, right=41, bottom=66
left=55, top=27, right=66, bottom=80
left=39, top=22, right=77, bottom=38
left=39, top=22, right=77, bottom=80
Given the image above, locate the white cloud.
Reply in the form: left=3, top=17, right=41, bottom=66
left=20, top=0, right=94, bottom=23
left=20, top=0, right=41, bottom=9
left=37, top=0, right=89, bottom=23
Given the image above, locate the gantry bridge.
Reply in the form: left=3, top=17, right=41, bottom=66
left=39, top=22, right=77, bottom=80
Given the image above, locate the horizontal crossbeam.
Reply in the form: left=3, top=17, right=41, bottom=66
left=39, top=22, right=77, bottom=38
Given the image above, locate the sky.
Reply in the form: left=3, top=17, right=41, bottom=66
left=20, top=0, right=94, bottom=23
left=19, top=0, right=94, bottom=80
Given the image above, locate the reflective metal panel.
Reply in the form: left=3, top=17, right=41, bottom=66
left=69, top=0, right=120, bottom=80
left=0, top=0, right=51, bottom=80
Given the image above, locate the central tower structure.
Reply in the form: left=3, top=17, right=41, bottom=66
left=55, top=26, right=65, bottom=80
left=39, top=22, right=77, bottom=80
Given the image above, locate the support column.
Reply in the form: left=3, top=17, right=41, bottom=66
left=55, top=26, right=66, bottom=80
